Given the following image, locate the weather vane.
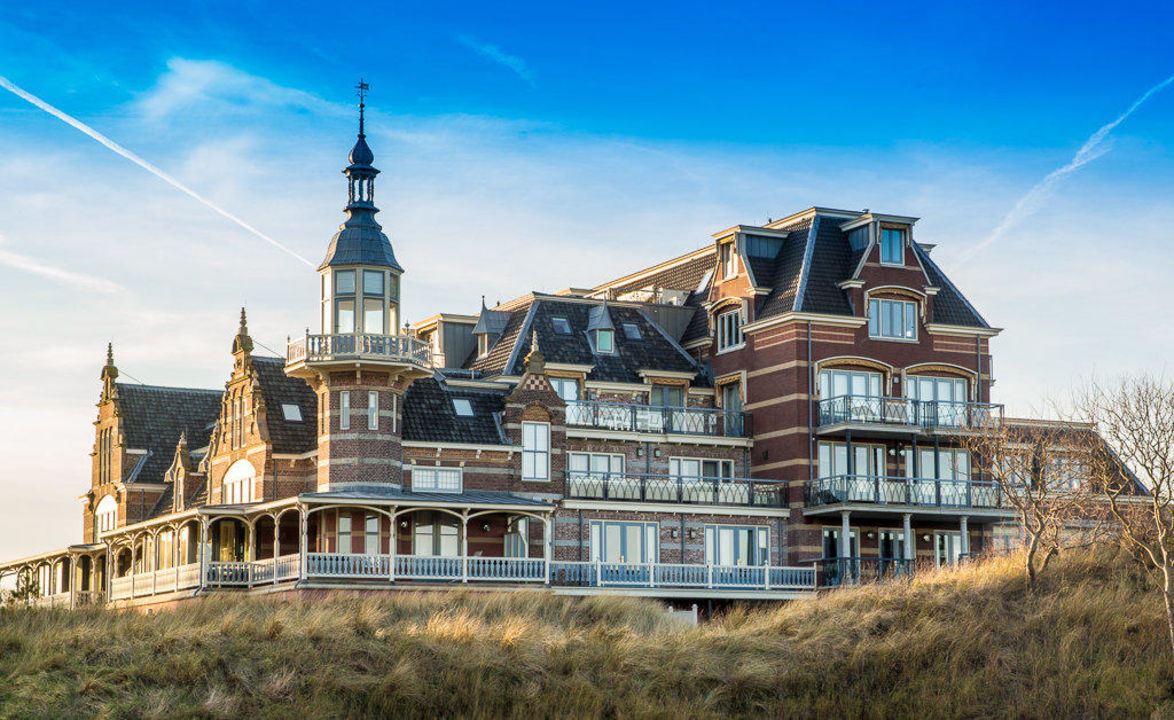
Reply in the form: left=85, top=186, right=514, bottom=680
left=355, top=78, right=370, bottom=105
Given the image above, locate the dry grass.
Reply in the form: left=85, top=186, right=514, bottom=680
left=2, top=549, right=1173, bottom=718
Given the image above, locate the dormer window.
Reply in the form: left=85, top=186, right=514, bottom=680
left=716, top=309, right=744, bottom=352
left=880, top=228, right=905, bottom=265
left=595, top=328, right=615, bottom=354
left=552, top=317, right=572, bottom=335
left=719, top=242, right=736, bottom=278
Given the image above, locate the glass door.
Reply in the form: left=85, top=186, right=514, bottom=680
left=934, top=532, right=962, bottom=568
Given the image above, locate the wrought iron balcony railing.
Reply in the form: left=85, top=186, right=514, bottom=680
left=804, top=474, right=1003, bottom=510
left=817, top=395, right=1001, bottom=431
left=286, top=333, right=431, bottom=367
left=565, top=401, right=751, bottom=438
left=566, top=471, right=783, bottom=507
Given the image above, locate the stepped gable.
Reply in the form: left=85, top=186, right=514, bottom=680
left=115, top=384, right=222, bottom=483
left=403, top=375, right=506, bottom=445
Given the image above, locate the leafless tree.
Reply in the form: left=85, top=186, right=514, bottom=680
left=1076, top=374, right=1174, bottom=681
left=962, top=416, right=1107, bottom=589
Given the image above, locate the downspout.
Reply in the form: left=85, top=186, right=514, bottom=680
left=808, top=321, right=814, bottom=483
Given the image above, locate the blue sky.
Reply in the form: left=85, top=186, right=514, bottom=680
left=1, top=1, right=1173, bottom=558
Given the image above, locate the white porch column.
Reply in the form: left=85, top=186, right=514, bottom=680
left=960, top=516, right=970, bottom=559
left=839, top=510, right=851, bottom=558
left=68, top=556, right=77, bottom=610
left=461, top=511, right=469, bottom=584
left=298, top=505, right=308, bottom=582
left=543, top=516, right=552, bottom=586
left=198, top=517, right=208, bottom=591
left=273, top=515, right=281, bottom=586
left=903, top=513, right=913, bottom=561
left=388, top=506, right=397, bottom=584
left=129, top=539, right=137, bottom=598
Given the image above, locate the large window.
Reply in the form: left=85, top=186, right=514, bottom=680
left=363, top=513, right=381, bottom=555
left=222, top=459, right=256, bottom=505
left=819, top=368, right=882, bottom=400
left=670, top=457, right=733, bottom=479
left=716, top=309, right=743, bottom=351
left=413, top=511, right=459, bottom=557
left=334, top=270, right=356, bottom=334
left=412, top=466, right=463, bottom=493
left=368, top=391, right=379, bottom=429
left=96, top=495, right=118, bottom=534
left=521, top=422, right=550, bottom=481
left=822, top=527, right=859, bottom=559
left=818, top=442, right=885, bottom=478
left=590, top=521, right=658, bottom=564
left=339, top=391, right=351, bottom=431
left=868, top=298, right=917, bottom=340
left=330, top=268, right=397, bottom=334
left=568, top=452, right=624, bottom=478
left=880, top=228, right=905, bottom=265
left=504, top=518, right=530, bottom=558
left=651, top=384, right=684, bottom=408
left=549, top=377, right=579, bottom=403
left=705, top=525, right=768, bottom=566
left=906, top=375, right=968, bottom=426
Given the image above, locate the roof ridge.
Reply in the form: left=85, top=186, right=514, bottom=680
left=116, top=383, right=223, bottom=394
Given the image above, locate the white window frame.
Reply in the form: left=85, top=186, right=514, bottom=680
left=879, top=227, right=905, bottom=266
left=716, top=308, right=744, bottom=352
left=337, top=511, right=352, bottom=553
left=411, top=466, right=464, bottom=493
left=521, top=421, right=550, bottom=482
left=364, top=513, right=380, bottom=555
left=567, top=452, right=625, bottom=477
left=368, top=390, right=379, bottom=430
left=719, top=242, right=736, bottom=278
left=96, top=495, right=118, bottom=534
left=669, top=457, right=734, bottom=479
left=339, top=391, right=351, bottom=431
left=868, top=298, right=918, bottom=341
left=594, top=328, right=615, bottom=354
left=704, top=525, right=769, bottom=567
left=281, top=403, right=303, bottom=422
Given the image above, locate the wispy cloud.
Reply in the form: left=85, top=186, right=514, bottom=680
left=0, top=235, right=124, bottom=294
left=0, top=72, right=316, bottom=269
left=134, top=58, right=340, bottom=120
left=955, top=71, right=1174, bottom=267
left=457, top=34, right=535, bottom=86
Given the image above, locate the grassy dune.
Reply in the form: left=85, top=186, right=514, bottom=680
left=1, top=550, right=1173, bottom=718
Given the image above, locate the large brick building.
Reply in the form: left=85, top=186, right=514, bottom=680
left=1, top=102, right=1031, bottom=608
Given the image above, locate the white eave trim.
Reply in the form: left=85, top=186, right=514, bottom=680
left=443, top=378, right=514, bottom=390
left=273, top=450, right=319, bottom=460
left=636, top=369, right=697, bottom=380
left=544, top=362, right=596, bottom=374
left=924, top=323, right=1002, bottom=338
left=742, top=312, right=868, bottom=334
left=403, top=441, right=516, bottom=453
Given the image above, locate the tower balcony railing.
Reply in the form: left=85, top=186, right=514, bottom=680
left=804, top=474, right=1003, bottom=510
left=564, top=400, right=751, bottom=438
left=287, top=332, right=431, bottom=368
left=817, top=395, right=1002, bottom=432
left=566, top=471, right=784, bottom=507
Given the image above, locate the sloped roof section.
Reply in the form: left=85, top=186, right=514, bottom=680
left=799, top=214, right=854, bottom=316
left=468, top=299, right=534, bottom=376
left=914, top=244, right=990, bottom=328
left=506, top=298, right=698, bottom=383
left=251, top=356, right=319, bottom=453
left=754, top=216, right=815, bottom=318
left=116, top=384, right=222, bottom=484
left=403, top=376, right=506, bottom=445
left=601, top=248, right=715, bottom=297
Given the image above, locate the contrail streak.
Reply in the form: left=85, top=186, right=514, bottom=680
left=954, top=72, right=1174, bottom=268
left=0, top=239, right=125, bottom=294
left=0, top=74, right=316, bottom=269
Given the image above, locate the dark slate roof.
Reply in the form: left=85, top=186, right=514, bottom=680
left=301, top=487, right=553, bottom=507
left=913, top=244, right=989, bottom=328
left=147, top=484, right=174, bottom=519
left=799, top=214, right=855, bottom=316
left=319, top=209, right=403, bottom=271
left=755, top=217, right=815, bottom=319
left=116, top=384, right=222, bottom=484
left=403, top=375, right=506, bottom=445
left=468, top=300, right=534, bottom=376
left=252, top=356, right=319, bottom=453
left=680, top=289, right=711, bottom=346
left=504, top=298, right=698, bottom=383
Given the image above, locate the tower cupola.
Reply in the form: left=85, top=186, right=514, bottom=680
left=318, top=80, right=403, bottom=337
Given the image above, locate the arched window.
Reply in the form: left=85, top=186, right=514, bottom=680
left=222, top=460, right=256, bottom=505
left=96, top=495, right=118, bottom=534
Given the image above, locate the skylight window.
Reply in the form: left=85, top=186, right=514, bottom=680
left=622, top=323, right=642, bottom=340
left=552, top=317, right=572, bottom=335
left=453, top=398, right=475, bottom=417
left=281, top=404, right=303, bottom=422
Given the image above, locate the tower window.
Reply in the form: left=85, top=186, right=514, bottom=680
left=716, top=309, right=743, bottom=352
left=368, top=391, right=379, bottom=429
left=339, top=391, right=351, bottom=430
left=363, top=270, right=384, bottom=295
left=335, top=270, right=356, bottom=294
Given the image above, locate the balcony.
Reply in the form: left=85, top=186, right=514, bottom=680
left=566, top=471, right=784, bottom=507
left=286, top=333, right=431, bottom=369
left=817, top=395, right=1002, bottom=433
left=565, top=401, right=751, bottom=438
left=804, top=475, right=1005, bottom=512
